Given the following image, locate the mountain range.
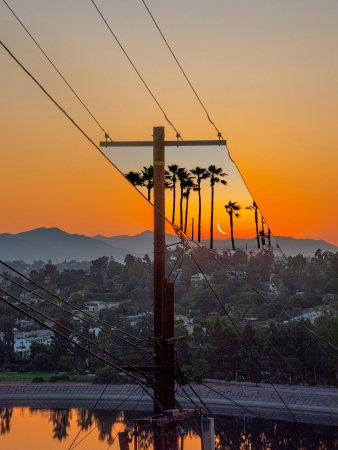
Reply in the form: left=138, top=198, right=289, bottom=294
left=0, top=227, right=337, bottom=263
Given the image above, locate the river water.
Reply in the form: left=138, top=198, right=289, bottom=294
left=0, top=407, right=337, bottom=449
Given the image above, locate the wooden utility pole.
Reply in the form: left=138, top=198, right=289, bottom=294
left=100, top=131, right=226, bottom=450
left=153, top=126, right=165, bottom=415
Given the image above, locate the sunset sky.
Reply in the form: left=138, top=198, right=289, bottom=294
left=1, top=1, right=338, bottom=244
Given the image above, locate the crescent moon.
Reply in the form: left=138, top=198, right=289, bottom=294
left=217, top=220, right=228, bottom=234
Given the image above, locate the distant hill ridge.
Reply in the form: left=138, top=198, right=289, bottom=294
left=0, top=227, right=337, bottom=263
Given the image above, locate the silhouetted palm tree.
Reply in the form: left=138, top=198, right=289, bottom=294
left=207, top=165, right=227, bottom=249
left=166, top=164, right=179, bottom=224
left=140, top=165, right=154, bottom=201
left=125, top=171, right=143, bottom=187
left=177, top=168, right=194, bottom=230
left=260, top=215, right=269, bottom=246
left=183, top=178, right=197, bottom=234
left=246, top=201, right=260, bottom=249
left=225, top=200, right=241, bottom=250
left=259, top=230, right=266, bottom=246
left=191, top=167, right=209, bottom=242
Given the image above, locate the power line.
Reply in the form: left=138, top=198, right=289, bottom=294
left=0, top=271, right=151, bottom=354
left=106, top=388, right=144, bottom=450
left=2, top=0, right=113, bottom=141
left=0, top=285, right=196, bottom=409
left=199, top=382, right=307, bottom=444
left=173, top=228, right=338, bottom=354
left=178, top=383, right=239, bottom=450
left=0, top=287, right=178, bottom=414
left=140, top=0, right=223, bottom=140
left=0, top=263, right=204, bottom=406
left=0, top=261, right=143, bottom=345
left=0, top=40, right=174, bottom=232
left=90, top=0, right=182, bottom=140
left=185, top=242, right=315, bottom=448
left=68, top=386, right=140, bottom=450
left=0, top=286, right=150, bottom=382
left=68, top=294, right=155, bottom=450
left=0, top=292, right=147, bottom=384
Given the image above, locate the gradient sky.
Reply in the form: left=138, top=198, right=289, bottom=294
left=1, top=0, right=338, bottom=243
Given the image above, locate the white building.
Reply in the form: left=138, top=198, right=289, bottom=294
left=0, top=329, right=54, bottom=358
left=84, top=301, right=107, bottom=313
left=190, top=273, right=211, bottom=286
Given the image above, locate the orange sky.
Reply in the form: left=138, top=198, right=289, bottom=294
left=1, top=1, right=338, bottom=245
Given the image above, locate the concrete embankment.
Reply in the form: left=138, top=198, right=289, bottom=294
left=0, top=383, right=337, bottom=426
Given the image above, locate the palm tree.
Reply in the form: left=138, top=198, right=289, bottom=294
left=259, top=218, right=271, bottom=246
left=225, top=201, right=241, bottom=250
left=267, top=227, right=271, bottom=246
left=140, top=165, right=153, bottom=201
left=183, top=178, right=197, bottom=234
left=125, top=171, right=143, bottom=187
left=177, top=168, right=195, bottom=230
left=246, top=201, right=260, bottom=249
left=166, top=164, right=179, bottom=224
left=190, top=167, right=209, bottom=242
left=259, top=230, right=266, bottom=246
left=207, top=165, right=227, bottom=249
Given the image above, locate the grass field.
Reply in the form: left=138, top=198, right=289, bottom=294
left=0, top=372, right=93, bottom=383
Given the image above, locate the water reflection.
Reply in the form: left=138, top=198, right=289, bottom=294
left=0, top=407, right=13, bottom=435
left=0, top=407, right=337, bottom=449
left=48, top=409, right=72, bottom=440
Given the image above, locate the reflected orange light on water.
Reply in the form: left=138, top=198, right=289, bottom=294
left=0, top=408, right=201, bottom=450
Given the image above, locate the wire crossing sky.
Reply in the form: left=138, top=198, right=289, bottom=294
left=1, top=0, right=338, bottom=244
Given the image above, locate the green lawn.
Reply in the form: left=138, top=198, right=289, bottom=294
left=0, top=372, right=93, bottom=383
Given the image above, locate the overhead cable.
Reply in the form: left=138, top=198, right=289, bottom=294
left=178, top=383, right=239, bottom=450
left=0, top=286, right=195, bottom=407
left=140, top=0, right=223, bottom=140
left=0, top=293, right=147, bottom=385
left=68, top=387, right=140, bottom=450
left=90, top=0, right=182, bottom=140
left=199, top=382, right=306, bottom=444
left=2, top=0, right=113, bottom=141
left=185, top=236, right=338, bottom=354
left=0, top=260, right=143, bottom=344
left=0, top=40, right=173, bottom=225
left=186, top=243, right=315, bottom=448
left=0, top=286, right=150, bottom=383
left=0, top=288, right=193, bottom=413
left=0, top=271, right=151, bottom=354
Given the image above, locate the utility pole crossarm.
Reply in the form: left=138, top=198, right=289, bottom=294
left=100, top=139, right=226, bottom=147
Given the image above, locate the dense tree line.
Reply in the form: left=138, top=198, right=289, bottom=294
left=1, top=244, right=338, bottom=386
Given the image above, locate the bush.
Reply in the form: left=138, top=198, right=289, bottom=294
left=32, top=376, right=45, bottom=383
left=192, top=370, right=204, bottom=384
left=94, top=366, right=122, bottom=384
left=49, top=375, right=70, bottom=383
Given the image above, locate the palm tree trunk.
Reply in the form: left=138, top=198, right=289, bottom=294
left=254, top=208, right=260, bottom=249
left=261, top=214, right=265, bottom=246
left=184, top=191, right=190, bottom=234
left=197, top=182, right=202, bottom=242
left=172, top=184, right=176, bottom=224
left=147, top=186, right=151, bottom=202
left=210, top=184, right=214, bottom=249
left=180, top=185, right=184, bottom=229
left=230, top=212, right=235, bottom=250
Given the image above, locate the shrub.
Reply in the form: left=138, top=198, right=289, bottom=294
left=31, top=376, right=45, bottom=383
left=49, top=375, right=70, bottom=383
left=94, top=366, right=122, bottom=384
